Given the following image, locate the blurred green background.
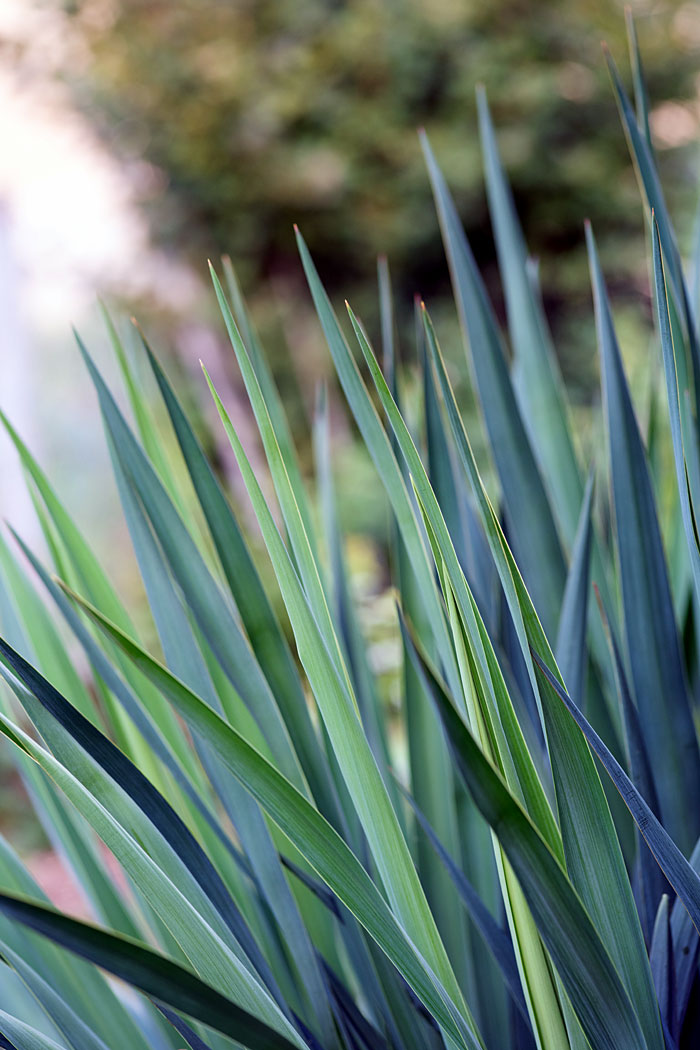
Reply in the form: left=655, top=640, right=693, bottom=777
left=63, top=0, right=700, bottom=399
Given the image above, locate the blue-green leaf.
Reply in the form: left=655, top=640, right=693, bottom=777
left=421, top=130, right=566, bottom=638
left=588, top=222, right=700, bottom=855
left=0, top=894, right=300, bottom=1050
left=555, top=475, right=593, bottom=708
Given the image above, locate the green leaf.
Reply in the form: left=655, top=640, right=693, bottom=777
left=387, top=392, right=482, bottom=1018
left=139, top=336, right=341, bottom=829
left=201, top=364, right=482, bottom=1046
left=595, top=591, right=669, bottom=944
left=293, top=227, right=463, bottom=703
left=75, top=334, right=307, bottom=793
left=1, top=941, right=112, bottom=1050
left=0, top=703, right=300, bottom=1046
left=605, top=47, right=700, bottom=404
left=402, top=625, right=649, bottom=1050
left=0, top=894, right=301, bottom=1050
left=652, top=218, right=700, bottom=622
left=605, top=50, right=683, bottom=312
left=101, top=307, right=189, bottom=521
left=63, top=585, right=482, bottom=1050
left=346, top=303, right=559, bottom=846
left=221, top=258, right=317, bottom=548
left=209, top=263, right=352, bottom=706
left=421, top=130, right=566, bottom=638
left=530, top=651, right=700, bottom=940
left=157, top=1005, right=215, bottom=1050
left=0, top=634, right=281, bottom=1008
left=398, top=782, right=529, bottom=1025
left=476, top=91, right=620, bottom=734
left=378, top=305, right=485, bottom=1031
left=624, top=11, right=653, bottom=150
left=312, top=387, right=395, bottom=807
left=0, top=1011, right=67, bottom=1050
left=12, top=530, right=211, bottom=818
left=476, top=87, right=583, bottom=551
left=422, top=305, right=664, bottom=1050
left=649, top=896, right=672, bottom=1030
left=555, top=475, right=593, bottom=708
left=588, top=222, right=700, bottom=855
left=670, top=837, right=700, bottom=1037
left=0, top=410, right=161, bottom=769
left=345, top=302, right=571, bottom=1048
left=0, top=833, right=153, bottom=1050
left=105, top=426, right=336, bottom=1046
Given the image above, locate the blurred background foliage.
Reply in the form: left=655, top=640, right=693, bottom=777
left=0, top=0, right=696, bottom=856
left=61, top=0, right=700, bottom=400
left=53, top=0, right=700, bottom=714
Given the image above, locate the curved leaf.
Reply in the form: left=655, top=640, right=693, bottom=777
left=0, top=894, right=300, bottom=1050
left=57, top=587, right=482, bottom=1050
left=588, top=222, right=700, bottom=855
left=402, top=623, right=648, bottom=1050
left=530, top=650, right=700, bottom=937
left=555, top=475, right=593, bottom=708
left=421, top=130, right=566, bottom=637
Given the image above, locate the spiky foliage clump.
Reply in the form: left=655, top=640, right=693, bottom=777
left=0, top=21, right=697, bottom=1050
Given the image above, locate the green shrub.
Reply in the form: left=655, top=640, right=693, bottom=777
left=0, top=19, right=698, bottom=1050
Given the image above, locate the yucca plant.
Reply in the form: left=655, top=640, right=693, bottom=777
left=0, top=19, right=698, bottom=1050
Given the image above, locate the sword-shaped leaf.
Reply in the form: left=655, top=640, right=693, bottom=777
left=423, top=305, right=664, bottom=1050
left=477, top=88, right=582, bottom=550
left=402, top=625, right=649, bottom=1050
left=421, top=131, right=566, bottom=638
left=62, top=585, right=482, bottom=1050
left=588, top=223, right=700, bottom=855
left=0, top=895, right=301, bottom=1050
